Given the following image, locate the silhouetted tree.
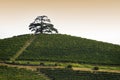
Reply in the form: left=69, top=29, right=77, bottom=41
left=29, top=15, right=58, bottom=34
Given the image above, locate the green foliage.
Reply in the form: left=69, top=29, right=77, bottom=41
left=66, top=65, right=72, bottom=69
left=40, top=62, right=45, bottom=66
left=93, top=66, right=99, bottom=70
left=0, top=66, right=48, bottom=80
left=40, top=68, right=120, bottom=80
left=54, top=63, right=58, bottom=66
left=18, top=34, right=120, bottom=65
left=0, top=34, right=33, bottom=61
left=0, top=34, right=120, bottom=65
left=29, top=15, right=58, bottom=34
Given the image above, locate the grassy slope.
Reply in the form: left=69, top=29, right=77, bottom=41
left=0, top=34, right=120, bottom=80
left=0, top=66, right=48, bottom=80
left=0, top=34, right=33, bottom=60
left=17, top=34, right=120, bottom=65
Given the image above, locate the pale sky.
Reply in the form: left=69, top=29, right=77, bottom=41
left=0, top=0, right=120, bottom=45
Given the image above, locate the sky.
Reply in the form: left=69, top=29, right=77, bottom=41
left=0, top=0, right=120, bottom=45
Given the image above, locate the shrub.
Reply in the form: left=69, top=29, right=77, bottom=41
left=36, top=68, right=40, bottom=71
left=27, top=62, right=30, bottom=65
left=92, top=66, right=99, bottom=70
left=40, top=62, right=45, bottom=66
left=12, top=61, right=15, bottom=64
left=54, top=63, right=58, bottom=66
left=66, top=65, right=72, bottom=69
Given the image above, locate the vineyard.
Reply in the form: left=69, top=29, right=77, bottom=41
left=0, top=34, right=33, bottom=61
left=0, top=66, right=48, bottom=80
left=17, top=34, right=120, bottom=65
left=0, top=34, right=120, bottom=80
left=39, top=68, right=120, bottom=80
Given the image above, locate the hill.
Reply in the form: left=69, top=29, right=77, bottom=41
left=0, top=34, right=120, bottom=65
left=18, top=34, right=120, bottom=65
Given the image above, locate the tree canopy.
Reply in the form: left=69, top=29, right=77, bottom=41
left=29, top=15, right=58, bottom=34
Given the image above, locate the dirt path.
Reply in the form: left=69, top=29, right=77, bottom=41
left=0, top=62, right=62, bottom=71
left=0, top=62, right=120, bottom=73
left=10, top=36, right=36, bottom=61
left=73, top=67, right=120, bottom=73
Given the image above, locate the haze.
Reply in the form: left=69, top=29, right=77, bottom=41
left=0, top=0, right=120, bottom=45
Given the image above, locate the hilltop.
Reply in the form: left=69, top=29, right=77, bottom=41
left=0, top=34, right=120, bottom=65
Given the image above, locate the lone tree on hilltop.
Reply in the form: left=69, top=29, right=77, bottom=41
left=29, top=15, right=58, bottom=34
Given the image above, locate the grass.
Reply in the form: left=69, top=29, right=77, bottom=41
left=0, top=66, right=49, bottom=80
